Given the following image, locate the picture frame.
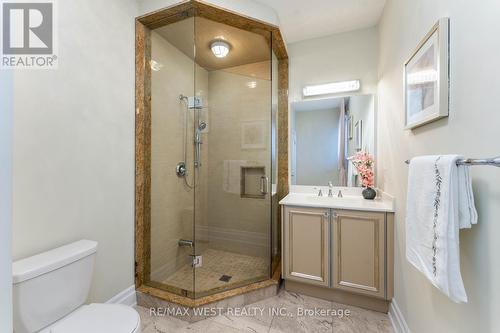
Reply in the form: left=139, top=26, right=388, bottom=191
left=241, top=120, right=266, bottom=149
left=348, top=115, right=353, bottom=140
left=404, top=17, right=449, bottom=129
left=355, top=120, right=362, bottom=151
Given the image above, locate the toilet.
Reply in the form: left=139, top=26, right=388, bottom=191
left=12, top=240, right=141, bottom=333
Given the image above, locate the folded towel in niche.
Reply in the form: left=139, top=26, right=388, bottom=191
left=405, top=155, right=477, bottom=303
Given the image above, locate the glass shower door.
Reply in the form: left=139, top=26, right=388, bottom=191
left=147, top=14, right=274, bottom=299
left=193, top=16, right=272, bottom=298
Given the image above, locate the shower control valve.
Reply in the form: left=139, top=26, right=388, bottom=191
left=176, top=162, right=187, bottom=177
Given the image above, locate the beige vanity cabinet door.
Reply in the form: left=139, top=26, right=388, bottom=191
left=283, top=206, right=329, bottom=287
left=332, top=210, right=386, bottom=298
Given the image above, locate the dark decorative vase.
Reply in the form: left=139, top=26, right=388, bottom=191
left=362, top=187, right=377, bottom=200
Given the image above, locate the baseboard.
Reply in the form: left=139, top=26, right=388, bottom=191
left=388, top=298, right=410, bottom=333
left=106, top=285, right=137, bottom=306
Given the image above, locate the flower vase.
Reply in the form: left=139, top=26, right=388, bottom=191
left=362, top=187, right=376, bottom=200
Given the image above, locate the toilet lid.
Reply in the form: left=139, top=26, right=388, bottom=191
left=50, top=304, right=140, bottom=333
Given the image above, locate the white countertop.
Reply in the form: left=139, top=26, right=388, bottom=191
left=279, top=186, right=395, bottom=212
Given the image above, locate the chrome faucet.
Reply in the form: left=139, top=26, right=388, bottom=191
left=337, top=190, right=343, bottom=198
left=317, top=188, right=323, bottom=196
left=328, top=181, right=334, bottom=197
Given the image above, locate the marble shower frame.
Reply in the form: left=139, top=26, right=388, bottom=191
left=134, top=0, right=289, bottom=305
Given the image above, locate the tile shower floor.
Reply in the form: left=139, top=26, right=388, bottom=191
left=163, top=249, right=268, bottom=295
left=136, top=286, right=394, bottom=332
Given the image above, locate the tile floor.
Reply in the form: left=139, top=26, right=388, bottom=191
left=136, top=286, right=394, bottom=332
left=163, top=249, right=268, bottom=295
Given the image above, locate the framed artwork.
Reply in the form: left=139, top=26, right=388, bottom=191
left=404, top=17, right=449, bottom=129
left=355, top=120, right=362, bottom=151
left=348, top=115, right=353, bottom=140
left=241, top=120, right=266, bottom=149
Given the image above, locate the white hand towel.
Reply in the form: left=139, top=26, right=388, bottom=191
left=406, top=155, right=477, bottom=303
left=457, top=165, right=478, bottom=228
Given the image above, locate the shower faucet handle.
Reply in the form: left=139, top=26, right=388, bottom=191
left=176, top=162, right=187, bottom=177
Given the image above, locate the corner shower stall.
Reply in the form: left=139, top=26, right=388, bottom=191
left=135, top=2, right=288, bottom=301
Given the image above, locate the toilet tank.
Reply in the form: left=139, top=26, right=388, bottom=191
left=12, top=240, right=98, bottom=333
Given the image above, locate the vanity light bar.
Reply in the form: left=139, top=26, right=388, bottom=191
left=303, top=80, right=360, bottom=97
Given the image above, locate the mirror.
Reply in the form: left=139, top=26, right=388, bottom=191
left=290, top=94, right=375, bottom=187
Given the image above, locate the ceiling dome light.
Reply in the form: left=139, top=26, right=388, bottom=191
left=211, top=40, right=230, bottom=58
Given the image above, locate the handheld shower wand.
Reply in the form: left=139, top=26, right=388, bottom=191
left=194, top=121, right=207, bottom=168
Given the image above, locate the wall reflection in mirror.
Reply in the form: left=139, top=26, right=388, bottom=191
left=291, top=95, right=375, bottom=187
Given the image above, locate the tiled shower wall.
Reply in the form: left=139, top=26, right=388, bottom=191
left=206, top=69, right=271, bottom=258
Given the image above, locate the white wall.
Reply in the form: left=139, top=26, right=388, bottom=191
left=378, top=0, right=500, bottom=332
left=295, top=108, right=340, bottom=185
left=11, top=0, right=138, bottom=302
left=137, top=0, right=279, bottom=26
left=0, top=69, right=13, bottom=333
left=288, top=27, right=379, bottom=102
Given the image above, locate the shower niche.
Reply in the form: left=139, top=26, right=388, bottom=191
left=240, top=166, right=267, bottom=199
left=135, top=1, right=288, bottom=304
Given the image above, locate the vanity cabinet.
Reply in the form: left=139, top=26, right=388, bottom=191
left=283, top=206, right=329, bottom=287
left=282, top=204, right=394, bottom=311
left=332, top=210, right=385, bottom=298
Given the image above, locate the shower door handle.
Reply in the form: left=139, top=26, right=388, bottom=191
left=260, top=176, right=269, bottom=195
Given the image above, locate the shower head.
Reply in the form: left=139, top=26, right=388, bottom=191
left=179, top=94, right=188, bottom=101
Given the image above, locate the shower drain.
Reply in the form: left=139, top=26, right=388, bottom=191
left=219, top=275, right=232, bottom=282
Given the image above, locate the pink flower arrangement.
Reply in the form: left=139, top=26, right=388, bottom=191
left=351, top=151, right=375, bottom=188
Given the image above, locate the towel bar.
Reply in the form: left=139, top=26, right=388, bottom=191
left=405, top=156, right=500, bottom=167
